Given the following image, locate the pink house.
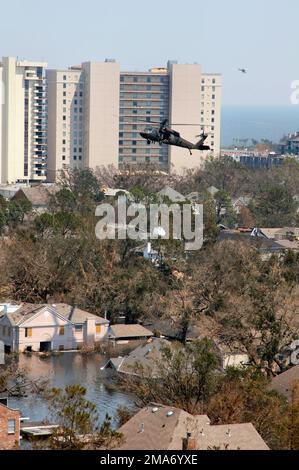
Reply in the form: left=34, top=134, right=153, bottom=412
left=0, top=303, right=109, bottom=353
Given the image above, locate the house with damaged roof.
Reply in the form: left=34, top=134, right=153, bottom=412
left=0, top=303, right=109, bottom=353
left=102, top=338, right=170, bottom=377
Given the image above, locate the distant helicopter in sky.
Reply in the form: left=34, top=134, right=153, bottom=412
left=238, top=68, right=247, bottom=74
left=139, top=119, right=210, bottom=155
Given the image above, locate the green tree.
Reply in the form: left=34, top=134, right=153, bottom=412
left=120, top=339, right=220, bottom=414
left=0, top=211, right=6, bottom=235
left=214, top=189, right=237, bottom=227
left=46, top=385, right=123, bottom=450
left=49, top=188, right=77, bottom=213
left=59, top=168, right=101, bottom=215
left=7, top=199, right=32, bottom=226
left=250, top=184, right=298, bottom=227
left=34, top=212, right=82, bottom=237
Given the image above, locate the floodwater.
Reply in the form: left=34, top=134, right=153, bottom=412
left=8, top=352, right=135, bottom=428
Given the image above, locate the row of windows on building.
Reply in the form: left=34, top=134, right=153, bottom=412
left=62, top=140, right=83, bottom=151
left=63, top=99, right=83, bottom=106
left=122, top=101, right=166, bottom=107
left=63, top=107, right=83, bottom=113
left=120, top=84, right=168, bottom=92
left=63, top=114, right=83, bottom=121
left=202, top=78, right=217, bottom=84
left=119, top=148, right=166, bottom=154
left=120, top=76, right=168, bottom=83
left=120, top=109, right=165, bottom=115
left=119, top=133, right=146, bottom=138
left=119, top=140, right=165, bottom=146
left=21, top=324, right=102, bottom=337
left=61, top=91, right=83, bottom=98
left=119, top=156, right=168, bottom=163
left=62, top=155, right=83, bottom=162
left=201, top=109, right=216, bottom=115
left=62, top=81, right=84, bottom=89
left=120, top=94, right=167, bottom=100
left=62, top=123, right=83, bottom=131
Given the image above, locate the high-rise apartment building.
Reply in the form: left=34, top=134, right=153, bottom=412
left=119, top=61, right=221, bottom=170
left=0, top=57, right=47, bottom=184
left=47, top=60, right=221, bottom=179
left=82, top=61, right=120, bottom=170
left=119, top=68, right=170, bottom=168
left=46, top=66, right=85, bottom=182
left=168, top=62, right=221, bottom=170
left=47, top=60, right=120, bottom=182
left=0, top=58, right=221, bottom=183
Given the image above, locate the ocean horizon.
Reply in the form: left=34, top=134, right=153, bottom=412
left=221, top=105, right=299, bottom=147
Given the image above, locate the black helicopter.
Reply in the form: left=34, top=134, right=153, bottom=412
left=139, top=119, right=210, bottom=155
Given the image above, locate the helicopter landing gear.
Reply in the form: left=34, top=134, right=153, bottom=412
left=189, top=149, right=193, bottom=156
left=147, top=140, right=151, bottom=145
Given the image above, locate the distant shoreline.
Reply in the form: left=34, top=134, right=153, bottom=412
left=221, top=105, right=299, bottom=147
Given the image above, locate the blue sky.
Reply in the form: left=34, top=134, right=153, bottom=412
left=1, top=0, right=299, bottom=105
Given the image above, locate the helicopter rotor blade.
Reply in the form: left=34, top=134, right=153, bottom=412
left=195, top=132, right=213, bottom=137
left=136, top=119, right=162, bottom=124
left=171, top=123, right=214, bottom=127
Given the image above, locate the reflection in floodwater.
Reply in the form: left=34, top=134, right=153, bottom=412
left=9, top=352, right=135, bottom=427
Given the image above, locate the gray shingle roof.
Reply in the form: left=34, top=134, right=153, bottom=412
left=108, top=324, right=153, bottom=339
left=1, top=303, right=108, bottom=327
left=105, top=338, right=171, bottom=376
left=117, top=404, right=269, bottom=450
left=271, top=365, right=299, bottom=401
left=12, top=186, right=59, bottom=207
left=158, top=186, right=186, bottom=203
left=54, top=304, right=109, bottom=325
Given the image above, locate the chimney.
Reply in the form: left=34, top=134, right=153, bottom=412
left=139, top=423, right=145, bottom=433
left=182, top=433, right=197, bottom=451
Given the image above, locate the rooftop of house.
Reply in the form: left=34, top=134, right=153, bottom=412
left=117, top=404, right=269, bottom=451
left=104, top=338, right=171, bottom=376
left=218, top=229, right=294, bottom=252
left=270, top=365, right=299, bottom=401
left=12, top=185, right=59, bottom=206
left=207, top=186, right=219, bottom=196
left=185, top=191, right=201, bottom=202
left=143, top=316, right=220, bottom=343
left=142, top=318, right=246, bottom=359
left=0, top=303, right=109, bottom=327
left=102, top=188, right=132, bottom=199
left=274, top=239, right=299, bottom=251
left=0, top=401, right=20, bottom=415
left=232, top=196, right=252, bottom=206
left=108, top=324, right=153, bottom=339
left=157, top=186, right=186, bottom=203
left=258, top=227, right=299, bottom=239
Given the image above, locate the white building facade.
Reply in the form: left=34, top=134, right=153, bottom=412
left=46, top=67, right=85, bottom=182
left=0, top=57, right=47, bottom=184
left=1, top=57, right=222, bottom=182
left=47, top=60, right=222, bottom=178
left=0, top=304, right=109, bottom=353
